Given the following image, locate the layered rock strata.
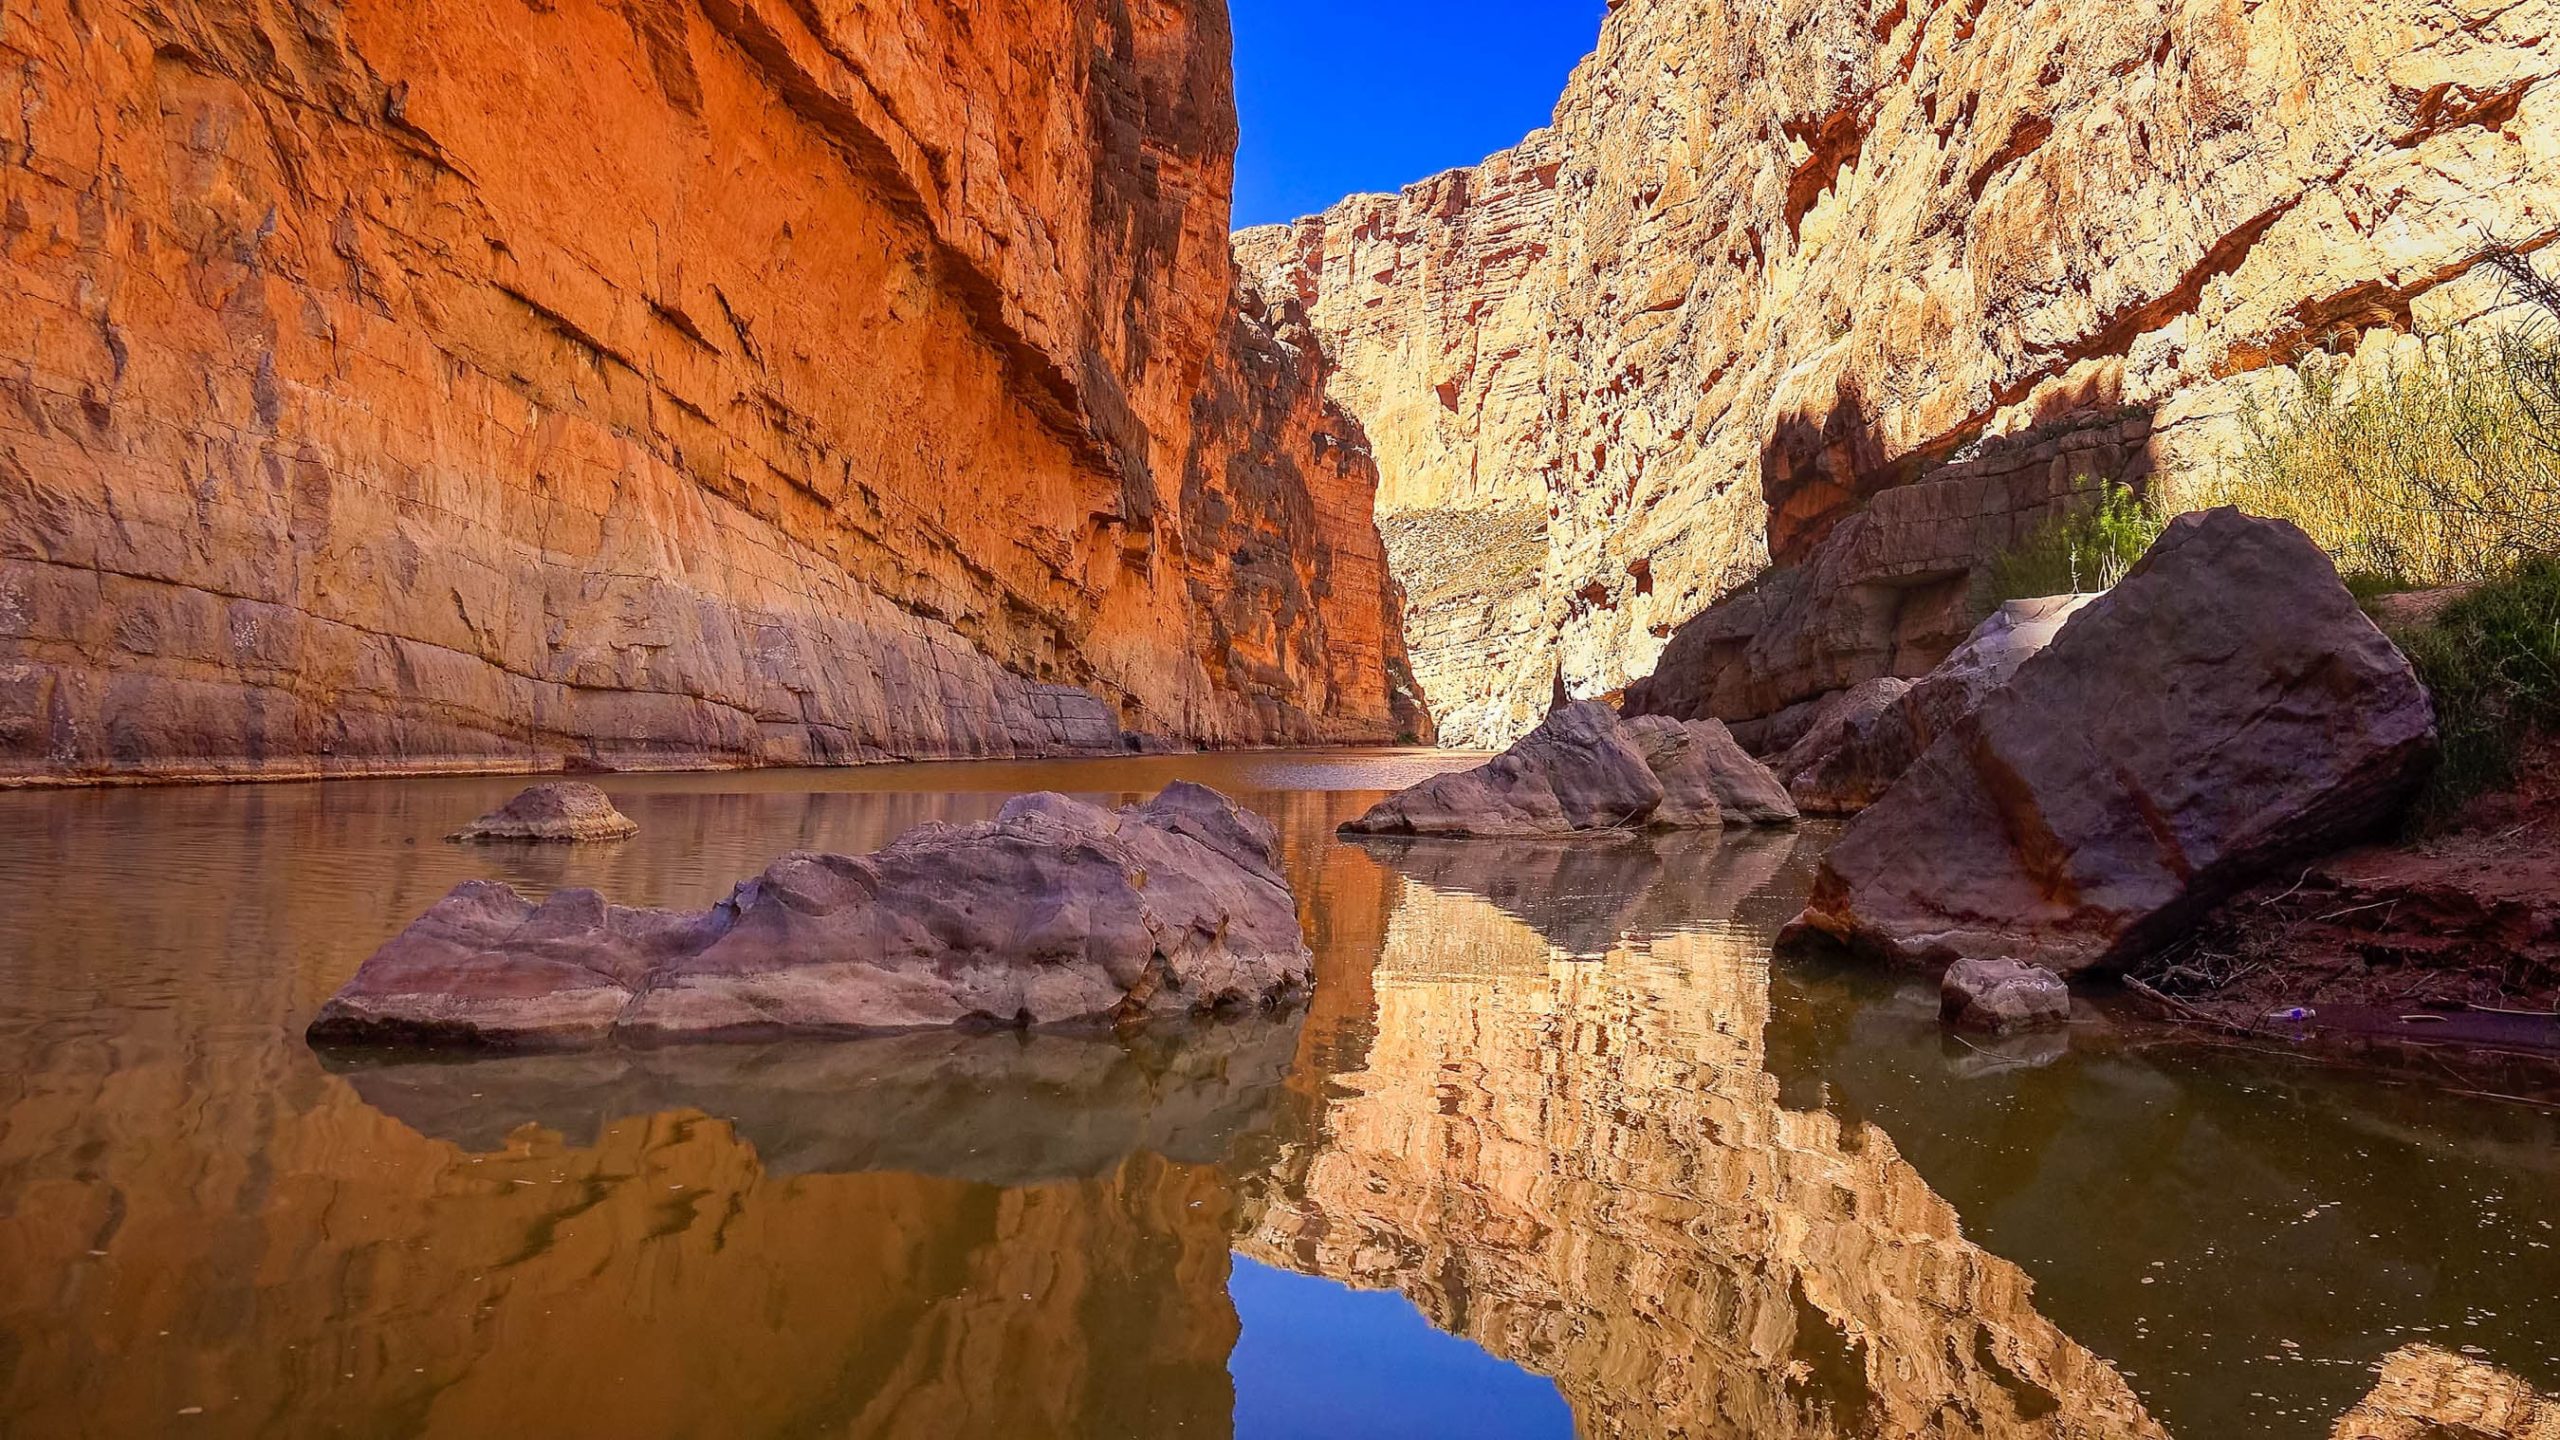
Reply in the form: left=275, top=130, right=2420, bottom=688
left=0, top=0, right=1417, bottom=784
left=1242, top=0, right=2560, bottom=746
left=311, top=783, right=1312, bottom=1047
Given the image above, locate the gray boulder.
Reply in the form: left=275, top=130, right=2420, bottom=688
left=1789, top=510, right=2438, bottom=975
left=448, top=782, right=639, bottom=843
left=1770, top=679, right=1912, bottom=793
left=1632, top=715, right=1800, bottom=826
left=1940, top=958, right=2072, bottom=1034
left=314, top=782, right=1310, bottom=1049
left=1792, top=594, right=2099, bottom=815
left=1341, top=702, right=1669, bottom=837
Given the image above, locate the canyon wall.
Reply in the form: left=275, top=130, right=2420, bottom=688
left=0, top=0, right=1417, bottom=783
left=1242, top=0, right=2560, bottom=747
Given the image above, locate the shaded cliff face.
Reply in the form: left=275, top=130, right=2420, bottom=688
left=1242, top=0, right=2560, bottom=746
left=1242, top=833, right=2171, bottom=1439
left=0, top=0, right=1414, bottom=782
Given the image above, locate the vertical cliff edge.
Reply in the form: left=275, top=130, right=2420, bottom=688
left=1243, top=0, right=2560, bottom=748
left=0, top=0, right=1423, bottom=783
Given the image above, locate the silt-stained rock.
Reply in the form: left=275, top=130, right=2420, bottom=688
left=1791, top=510, right=2438, bottom=975
left=1940, top=958, right=2072, bottom=1035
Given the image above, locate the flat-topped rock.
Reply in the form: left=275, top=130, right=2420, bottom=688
left=448, top=783, right=639, bottom=844
left=316, top=783, right=1311, bottom=1049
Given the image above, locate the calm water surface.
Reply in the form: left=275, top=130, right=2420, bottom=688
left=1, top=752, right=2556, bottom=1438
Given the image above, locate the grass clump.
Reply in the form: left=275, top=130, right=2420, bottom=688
left=1986, top=482, right=2167, bottom=602
left=2203, top=256, right=2560, bottom=588
left=2397, top=555, right=2560, bottom=824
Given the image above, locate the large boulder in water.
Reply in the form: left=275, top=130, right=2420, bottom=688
left=1791, top=594, right=2100, bottom=815
left=1340, top=702, right=1798, bottom=836
left=1789, top=510, right=2438, bottom=975
left=1629, top=716, right=1801, bottom=826
left=311, top=783, right=1311, bottom=1049
left=1341, top=702, right=1669, bottom=836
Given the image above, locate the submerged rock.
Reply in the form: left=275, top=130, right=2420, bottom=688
left=1791, top=594, right=2100, bottom=815
left=1341, top=702, right=1798, bottom=837
left=1791, top=509, right=2438, bottom=976
left=447, top=782, right=640, bottom=844
left=1939, top=958, right=2072, bottom=1034
left=314, top=783, right=1311, bottom=1049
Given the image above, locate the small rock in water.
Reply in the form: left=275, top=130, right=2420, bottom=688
left=1940, top=957, right=2072, bottom=1035
left=447, top=782, right=639, bottom=844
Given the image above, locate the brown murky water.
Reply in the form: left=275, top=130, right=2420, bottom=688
left=1, top=753, right=2556, bottom=1438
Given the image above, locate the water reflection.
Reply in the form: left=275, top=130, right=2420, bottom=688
left=1249, top=831, right=2170, bottom=1439
left=325, top=1020, right=1304, bottom=1185
left=2, top=759, right=2557, bottom=1437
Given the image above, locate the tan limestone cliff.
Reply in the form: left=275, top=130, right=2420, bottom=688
left=1241, top=0, right=2560, bottom=746
left=0, top=0, right=1416, bottom=783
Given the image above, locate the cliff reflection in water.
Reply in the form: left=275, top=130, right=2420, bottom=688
left=1254, top=829, right=2170, bottom=1439
left=0, top=764, right=2187, bottom=1437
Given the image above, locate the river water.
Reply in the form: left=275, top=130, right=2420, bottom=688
left=0, top=753, right=2554, bottom=1438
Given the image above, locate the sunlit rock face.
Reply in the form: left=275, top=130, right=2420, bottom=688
left=2332, top=1345, right=2560, bottom=1439
left=1240, top=834, right=2171, bottom=1439
left=0, top=0, right=1414, bottom=782
left=1240, top=0, right=2560, bottom=746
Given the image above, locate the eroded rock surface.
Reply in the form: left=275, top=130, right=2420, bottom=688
left=1792, top=510, right=2438, bottom=975
left=448, top=782, right=639, bottom=844
left=1242, top=0, right=2560, bottom=747
left=311, top=783, right=1311, bottom=1048
left=1631, top=715, right=1801, bottom=827
left=0, top=0, right=1415, bottom=783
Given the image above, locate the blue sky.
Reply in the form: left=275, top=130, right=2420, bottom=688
left=1229, top=0, right=1609, bottom=229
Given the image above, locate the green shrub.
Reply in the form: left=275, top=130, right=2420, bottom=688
left=2397, top=554, right=2560, bottom=824
left=2203, top=326, right=2560, bottom=588
left=1985, top=482, right=2166, bottom=602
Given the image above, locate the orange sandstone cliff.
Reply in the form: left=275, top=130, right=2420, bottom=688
left=1242, top=0, right=2560, bottom=747
left=0, top=0, right=1420, bottom=783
